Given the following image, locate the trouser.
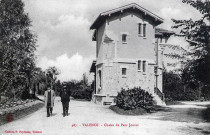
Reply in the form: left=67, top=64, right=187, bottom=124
left=62, top=102, right=69, bottom=116
left=47, top=103, right=53, bottom=117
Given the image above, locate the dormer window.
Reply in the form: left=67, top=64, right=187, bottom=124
left=122, top=34, right=127, bottom=43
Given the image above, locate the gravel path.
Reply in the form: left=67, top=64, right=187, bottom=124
left=0, top=97, right=210, bottom=135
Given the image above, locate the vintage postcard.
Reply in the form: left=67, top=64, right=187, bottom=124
left=0, top=0, right=210, bottom=135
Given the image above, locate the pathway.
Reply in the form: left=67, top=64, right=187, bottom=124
left=1, top=98, right=210, bottom=135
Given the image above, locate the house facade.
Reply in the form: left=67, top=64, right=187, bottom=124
left=89, top=3, right=174, bottom=105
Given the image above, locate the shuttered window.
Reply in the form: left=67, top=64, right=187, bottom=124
left=143, top=61, right=146, bottom=72
left=122, top=68, right=127, bottom=75
left=138, top=60, right=141, bottom=70
left=143, top=24, right=146, bottom=37
left=122, top=34, right=127, bottom=43
left=138, top=23, right=142, bottom=35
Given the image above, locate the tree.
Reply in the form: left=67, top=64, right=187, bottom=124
left=45, top=66, right=60, bottom=89
left=30, top=67, right=46, bottom=97
left=0, top=0, right=37, bottom=99
left=163, top=70, right=200, bottom=101
left=81, top=73, right=89, bottom=88
left=171, top=0, right=210, bottom=86
left=55, top=80, right=62, bottom=95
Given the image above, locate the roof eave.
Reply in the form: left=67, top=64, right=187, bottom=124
left=100, top=3, right=164, bottom=24
left=90, top=14, right=105, bottom=30
left=90, top=3, right=164, bottom=30
left=90, top=14, right=163, bottom=30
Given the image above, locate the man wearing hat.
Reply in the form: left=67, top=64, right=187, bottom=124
left=60, top=83, right=70, bottom=117
left=44, top=85, right=55, bottom=117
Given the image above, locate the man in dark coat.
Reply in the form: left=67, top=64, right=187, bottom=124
left=60, top=84, right=70, bottom=117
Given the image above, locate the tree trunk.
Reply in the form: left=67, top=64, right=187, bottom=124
left=33, top=83, right=36, bottom=98
left=27, top=72, right=32, bottom=99
left=37, top=83, right=40, bottom=94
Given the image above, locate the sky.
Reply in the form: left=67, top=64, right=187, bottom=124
left=22, top=0, right=202, bottom=82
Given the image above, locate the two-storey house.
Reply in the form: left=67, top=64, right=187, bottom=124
left=89, top=3, right=174, bottom=105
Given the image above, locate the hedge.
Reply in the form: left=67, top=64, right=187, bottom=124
left=71, top=87, right=93, bottom=101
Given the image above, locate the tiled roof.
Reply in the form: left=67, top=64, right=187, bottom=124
left=155, top=28, right=175, bottom=34
left=155, top=28, right=175, bottom=37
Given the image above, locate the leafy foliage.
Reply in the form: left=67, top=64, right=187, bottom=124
left=54, top=80, right=62, bottom=96
left=201, top=85, right=210, bottom=100
left=71, top=89, right=92, bottom=101
left=63, top=74, right=94, bottom=101
left=0, top=0, right=37, bottom=98
left=45, top=66, right=60, bottom=89
left=71, top=86, right=93, bottom=101
left=115, top=87, right=154, bottom=110
left=0, top=0, right=60, bottom=101
left=171, top=0, right=210, bottom=86
left=163, top=70, right=200, bottom=101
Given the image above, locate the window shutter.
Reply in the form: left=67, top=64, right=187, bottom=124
left=143, top=61, right=146, bottom=72
left=143, top=24, right=146, bottom=37
left=138, top=60, right=141, bottom=70
left=138, top=23, right=142, bottom=35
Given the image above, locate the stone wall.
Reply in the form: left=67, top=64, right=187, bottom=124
left=101, top=61, right=156, bottom=97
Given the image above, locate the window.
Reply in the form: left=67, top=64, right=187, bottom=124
left=122, top=34, right=127, bottom=43
left=138, top=22, right=147, bottom=37
left=99, top=70, right=101, bottom=87
left=138, top=23, right=142, bottom=35
left=143, top=24, right=146, bottom=37
left=143, top=61, right=146, bottom=72
left=138, top=60, right=141, bottom=70
left=122, top=68, right=127, bottom=75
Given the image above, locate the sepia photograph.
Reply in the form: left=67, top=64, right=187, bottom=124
left=0, top=0, right=210, bottom=134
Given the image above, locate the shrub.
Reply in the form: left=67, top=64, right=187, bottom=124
left=115, top=87, right=154, bottom=110
left=71, top=87, right=93, bottom=101
left=202, top=107, right=210, bottom=122
left=201, top=85, right=210, bottom=100
left=20, top=90, right=32, bottom=100
left=163, top=71, right=202, bottom=101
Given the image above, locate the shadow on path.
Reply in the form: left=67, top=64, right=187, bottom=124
left=150, top=103, right=210, bottom=124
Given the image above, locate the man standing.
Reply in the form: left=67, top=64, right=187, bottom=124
left=60, top=84, right=70, bottom=117
left=44, top=85, right=55, bottom=117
